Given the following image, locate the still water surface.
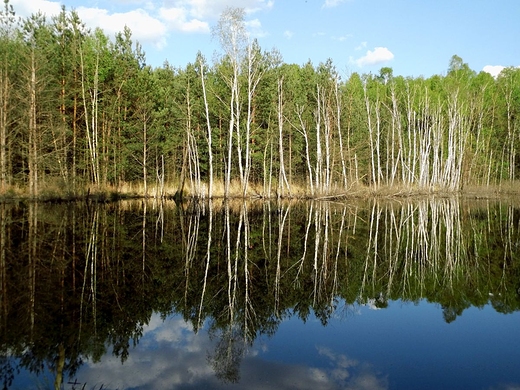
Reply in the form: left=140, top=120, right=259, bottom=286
left=1, top=198, right=520, bottom=389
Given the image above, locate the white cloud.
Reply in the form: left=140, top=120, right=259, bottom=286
left=483, top=65, right=505, bottom=78
left=181, top=0, right=273, bottom=20
left=355, top=47, right=394, bottom=67
left=284, top=30, right=294, bottom=39
left=245, top=18, right=267, bottom=38
left=332, top=34, right=352, bottom=42
left=159, top=6, right=209, bottom=33
left=77, top=6, right=169, bottom=48
left=9, top=0, right=272, bottom=54
left=323, top=0, right=347, bottom=8
left=355, top=41, right=367, bottom=51
left=10, top=0, right=61, bottom=17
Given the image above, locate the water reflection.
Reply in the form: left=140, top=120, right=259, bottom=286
left=0, top=198, right=519, bottom=389
left=72, top=312, right=388, bottom=390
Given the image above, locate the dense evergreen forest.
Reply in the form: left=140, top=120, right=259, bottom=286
left=1, top=3, right=519, bottom=199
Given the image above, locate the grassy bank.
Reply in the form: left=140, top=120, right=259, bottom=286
left=1, top=179, right=519, bottom=203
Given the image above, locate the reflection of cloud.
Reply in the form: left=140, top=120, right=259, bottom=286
left=317, top=347, right=388, bottom=390
left=74, top=314, right=387, bottom=390
left=364, top=298, right=382, bottom=310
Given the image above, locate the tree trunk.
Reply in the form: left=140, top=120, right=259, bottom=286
left=199, top=59, right=213, bottom=198
left=28, top=48, right=38, bottom=197
left=277, top=77, right=290, bottom=198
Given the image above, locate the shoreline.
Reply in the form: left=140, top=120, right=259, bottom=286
left=1, top=182, right=519, bottom=204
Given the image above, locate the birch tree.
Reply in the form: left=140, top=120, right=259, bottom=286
left=213, top=7, right=247, bottom=197
left=197, top=52, right=214, bottom=198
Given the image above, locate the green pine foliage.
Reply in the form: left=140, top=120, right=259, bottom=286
left=0, top=2, right=519, bottom=199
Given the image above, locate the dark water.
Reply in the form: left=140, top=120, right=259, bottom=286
left=1, top=198, right=520, bottom=389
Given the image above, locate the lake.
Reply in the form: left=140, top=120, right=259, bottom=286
left=1, top=197, right=520, bottom=389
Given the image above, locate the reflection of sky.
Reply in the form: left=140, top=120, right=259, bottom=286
left=73, top=312, right=386, bottom=390
left=10, top=299, right=520, bottom=389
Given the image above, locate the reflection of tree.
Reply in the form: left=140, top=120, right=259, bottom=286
left=0, top=356, right=18, bottom=390
left=442, top=305, right=465, bottom=323
left=208, top=325, right=244, bottom=384
left=0, top=199, right=519, bottom=387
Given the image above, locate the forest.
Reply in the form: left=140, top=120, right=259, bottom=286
left=1, top=2, right=520, bottom=200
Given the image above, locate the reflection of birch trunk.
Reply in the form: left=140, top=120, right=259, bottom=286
left=54, top=343, right=65, bottom=390
left=142, top=201, right=147, bottom=288
left=198, top=200, right=213, bottom=329
left=225, top=203, right=234, bottom=320
left=242, top=202, right=255, bottom=342
left=262, top=202, right=273, bottom=262
left=80, top=208, right=99, bottom=337
left=386, top=198, right=465, bottom=294
left=183, top=204, right=200, bottom=307
left=0, top=205, right=6, bottom=320
left=28, top=204, right=37, bottom=336
left=231, top=206, right=242, bottom=320
left=429, top=199, right=441, bottom=273
left=443, top=198, right=463, bottom=283
left=154, top=199, right=164, bottom=243
left=275, top=203, right=290, bottom=314
left=318, top=203, right=331, bottom=303
left=312, top=202, right=322, bottom=306
left=314, top=203, right=330, bottom=302
left=331, top=206, right=347, bottom=303
left=294, top=202, right=314, bottom=283
left=500, top=205, right=515, bottom=288
left=361, top=201, right=378, bottom=297
left=402, top=203, right=414, bottom=295
left=384, top=204, right=399, bottom=295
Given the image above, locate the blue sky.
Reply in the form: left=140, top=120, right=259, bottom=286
left=9, top=0, right=520, bottom=78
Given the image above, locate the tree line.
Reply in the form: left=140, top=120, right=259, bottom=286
left=1, top=3, right=519, bottom=199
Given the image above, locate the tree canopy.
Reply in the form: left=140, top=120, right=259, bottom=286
left=1, top=3, right=519, bottom=199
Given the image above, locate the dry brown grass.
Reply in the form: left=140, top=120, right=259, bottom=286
left=0, top=184, right=25, bottom=199
left=2, top=178, right=520, bottom=202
